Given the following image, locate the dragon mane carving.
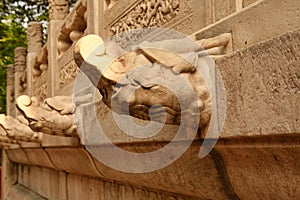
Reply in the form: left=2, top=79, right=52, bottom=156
left=16, top=95, right=76, bottom=136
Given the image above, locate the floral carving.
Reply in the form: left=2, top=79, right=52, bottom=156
left=59, top=61, right=78, bottom=88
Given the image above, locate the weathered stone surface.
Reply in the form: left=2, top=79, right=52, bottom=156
left=2, top=0, right=300, bottom=199
left=6, top=184, right=46, bottom=200
left=194, top=0, right=300, bottom=51
left=17, top=166, right=59, bottom=200
left=23, top=148, right=57, bottom=169
left=215, top=137, right=300, bottom=199
left=6, top=148, right=30, bottom=165
left=45, top=148, right=105, bottom=178
left=92, top=142, right=233, bottom=199
left=217, top=28, right=300, bottom=137
left=1, top=150, right=17, bottom=200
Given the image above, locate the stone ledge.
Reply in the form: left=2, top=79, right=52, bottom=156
left=193, top=0, right=300, bottom=51
left=5, top=135, right=300, bottom=199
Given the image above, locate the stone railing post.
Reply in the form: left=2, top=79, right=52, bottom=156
left=14, top=47, right=27, bottom=116
left=6, top=64, right=15, bottom=117
left=14, top=47, right=27, bottom=97
left=48, top=0, right=69, bottom=97
left=86, top=0, right=104, bottom=36
left=27, top=22, right=43, bottom=97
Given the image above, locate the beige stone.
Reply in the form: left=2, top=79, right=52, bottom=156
left=6, top=184, right=46, bottom=200
left=14, top=47, right=27, bottom=99
left=74, top=34, right=212, bottom=130
left=17, top=166, right=59, bottom=200
left=45, top=148, right=105, bottom=178
left=215, top=140, right=300, bottom=199
left=6, top=64, right=15, bottom=117
left=23, top=148, right=57, bottom=169
left=0, top=114, right=42, bottom=143
left=193, top=0, right=300, bottom=51
left=216, top=28, right=300, bottom=138
left=16, top=95, right=76, bottom=136
left=2, top=0, right=300, bottom=199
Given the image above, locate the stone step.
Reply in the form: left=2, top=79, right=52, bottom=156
left=192, top=0, right=300, bottom=52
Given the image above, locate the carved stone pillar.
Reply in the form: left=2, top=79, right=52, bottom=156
left=48, top=0, right=69, bottom=97
left=14, top=47, right=27, bottom=97
left=27, top=22, right=43, bottom=97
left=14, top=47, right=27, bottom=116
left=49, top=0, right=69, bottom=21
left=6, top=64, right=15, bottom=117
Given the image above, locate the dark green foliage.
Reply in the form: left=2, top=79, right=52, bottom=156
left=0, top=20, right=27, bottom=113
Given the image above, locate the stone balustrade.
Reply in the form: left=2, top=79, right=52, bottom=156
left=2, top=0, right=299, bottom=200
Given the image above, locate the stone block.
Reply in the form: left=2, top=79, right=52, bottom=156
left=216, top=28, right=300, bottom=137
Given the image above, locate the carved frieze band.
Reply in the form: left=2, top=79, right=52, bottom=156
left=109, top=0, right=180, bottom=35
left=105, top=0, right=194, bottom=48
left=59, top=60, right=78, bottom=89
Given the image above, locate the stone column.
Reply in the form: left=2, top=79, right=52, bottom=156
left=27, top=22, right=43, bottom=97
left=86, top=0, right=103, bottom=36
left=48, top=0, right=69, bottom=97
left=14, top=47, right=27, bottom=97
left=6, top=64, right=15, bottom=117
